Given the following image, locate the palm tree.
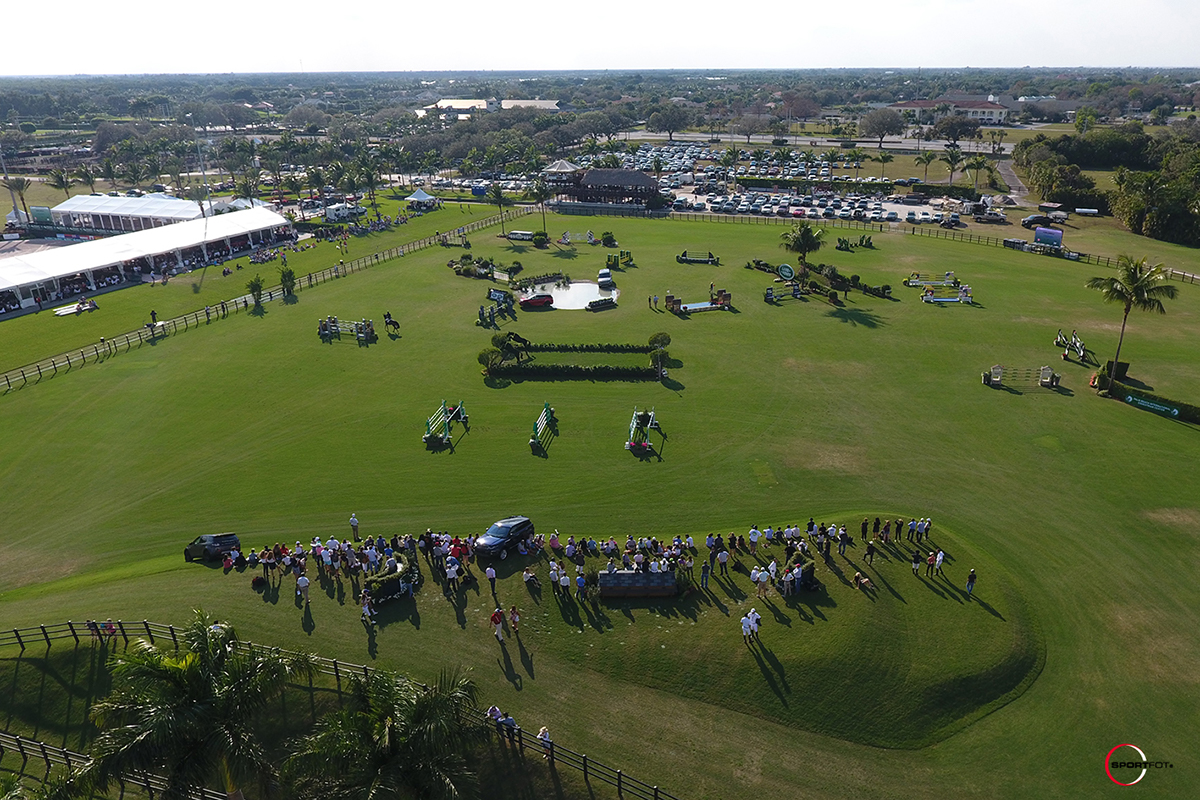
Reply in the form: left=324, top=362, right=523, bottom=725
left=73, top=164, right=98, bottom=194
left=526, top=178, right=553, bottom=232
left=284, top=668, right=483, bottom=800
left=307, top=166, right=326, bottom=203
left=966, top=155, right=990, bottom=189
left=845, top=147, right=867, bottom=179
left=2, top=176, right=33, bottom=225
left=99, top=158, right=119, bottom=190
left=915, top=151, right=939, bottom=184
left=873, top=151, right=894, bottom=179
left=1085, top=256, right=1179, bottom=382
left=651, top=156, right=664, bottom=184
left=489, top=183, right=507, bottom=234
left=779, top=221, right=825, bottom=265
left=122, top=161, right=147, bottom=189
left=46, top=168, right=76, bottom=199
left=939, top=147, right=964, bottom=186
left=56, top=611, right=313, bottom=800
left=285, top=175, right=306, bottom=219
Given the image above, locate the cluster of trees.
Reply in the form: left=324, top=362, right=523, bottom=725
left=39, top=612, right=486, bottom=800
left=1016, top=120, right=1200, bottom=245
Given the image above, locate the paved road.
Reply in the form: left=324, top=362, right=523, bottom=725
left=628, top=130, right=1016, bottom=156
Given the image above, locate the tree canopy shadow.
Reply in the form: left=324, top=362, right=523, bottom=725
left=825, top=307, right=884, bottom=328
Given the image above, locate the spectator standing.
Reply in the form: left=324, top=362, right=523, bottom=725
left=866, top=540, right=876, bottom=566
left=935, top=549, right=945, bottom=576
left=350, top=513, right=360, bottom=541
left=741, top=614, right=753, bottom=645
left=911, top=550, right=921, bottom=576
left=490, top=608, right=505, bottom=641
left=537, top=726, right=552, bottom=759
left=296, top=573, right=310, bottom=605
left=966, top=569, right=977, bottom=597
left=486, top=565, right=497, bottom=594
left=717, top=548, right=729, bottom=576
left=509, top=606, right=520, bottom=634
left=700, top=560, right=710, bottom=590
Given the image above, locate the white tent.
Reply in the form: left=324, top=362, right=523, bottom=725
left=0, top=207, right=290, bottom=300
left=544, top=159, right=581, bottom=173
left=405, top=189, right=435, bottom=203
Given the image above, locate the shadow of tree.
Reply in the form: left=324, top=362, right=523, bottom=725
left=825, top=307, right=884, bottom=327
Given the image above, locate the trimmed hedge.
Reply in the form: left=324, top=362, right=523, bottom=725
left=1106, top=380, right=1200, bottom=424
left=491, top=363, right=658, bottom=381
left=526, top=342, right=654, bottom=354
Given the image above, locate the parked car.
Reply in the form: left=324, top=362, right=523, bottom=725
left=520, top=294, right=554, bottom=308
left=1022, top=214, right=1055, bottom=229
left=597, top=268, right=614, bottom=288
left=475, top=516, right=535, bottom=560
left=184, top=533, right=241, bottom=562
left=885, top=210, right=898, bottom=221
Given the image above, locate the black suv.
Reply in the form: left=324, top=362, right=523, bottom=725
left=474, top=517, right=534, bottom=560
left=184, top=533, right=241, bottom=562
left=1021, top=214, right=1055, bottom=229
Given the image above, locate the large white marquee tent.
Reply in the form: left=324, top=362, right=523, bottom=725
left=0, top=207, right=291, bottom=310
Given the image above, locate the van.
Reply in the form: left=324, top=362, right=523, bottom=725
left=597, top=268, right=615, bottom=288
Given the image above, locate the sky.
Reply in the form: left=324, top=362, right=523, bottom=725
left=3, top=0, right=1199, bottom=75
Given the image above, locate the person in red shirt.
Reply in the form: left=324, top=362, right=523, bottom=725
left=489, top=608, right=504, bottom=642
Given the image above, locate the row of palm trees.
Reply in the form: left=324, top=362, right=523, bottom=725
left=714, top=144, right=994, bottom=190
left=30, top=611, right=484, bottom=800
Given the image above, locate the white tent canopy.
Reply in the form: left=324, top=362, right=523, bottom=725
left=544, top=159, right=581, bottom=173
left=51, top=193, right=204, bottom=222
left=405, top=189, right=435, bottom=202
left=0, top=207, right=290, bottom=295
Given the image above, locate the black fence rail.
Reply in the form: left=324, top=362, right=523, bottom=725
left=0, top=731, right=226, bottom=800
left=1, top=617, right=682, bottom=800
left=0, top=207, right=532, bottom=394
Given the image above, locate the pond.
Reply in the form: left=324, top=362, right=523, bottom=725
left=524, top=280, right=620, bottom=310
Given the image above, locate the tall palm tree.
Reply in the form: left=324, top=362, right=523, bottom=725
left=1085, top=256, right=1178, bottom=381
left=526, top=178, right=553, bottom=233
left=122, top=161, right=147, bottom=189
left=779, top=221, right=825, bottom=265
left=284, top=668, right=483, bottom=800
left=46, top=168, right=76, bottom=199
left=99, top=158, right=119, bottom=190
left=845, top=147, right=867, bottom=179
left=651, top=156, right=664, bottom=184
left=285, top=175, right=306, bottom=219
left=873, top=151, right=894, bottom=179
left=489, top=183, right=507, bottom=235
left=939, top=147, right=964, bottom=186
left=73, top=164, right=98, bottom=194
left=915, top=151, right=939, bottom=183
left=307, top=166, right=326, bottom=203
left=965, top=155, right=990, bottom=189
left=2, top=176, right=33, bottom=224
left=55, top=611, right=314, bottom=800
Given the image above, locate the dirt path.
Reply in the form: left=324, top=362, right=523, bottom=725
left=996, top=159, right=1030, bottom=205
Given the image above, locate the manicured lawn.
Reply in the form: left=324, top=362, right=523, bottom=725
left=1, top=214, right=1199, bottom=799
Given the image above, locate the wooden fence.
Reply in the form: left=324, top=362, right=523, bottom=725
left=0, top=617, right=681, bottom=800
left=0, top=207, right=532, bottom=394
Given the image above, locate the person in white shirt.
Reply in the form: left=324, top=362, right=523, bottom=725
left=296, top=574, right=310, bottom=605
left=649, top=559, right=661, bottom=573
left=748, top=526, right=761, bottom=554
left=741, top=614, right=753, bottom=644
left=485, top=565, right=497, bottom=593
left=748, top=607, right=761, bottom=640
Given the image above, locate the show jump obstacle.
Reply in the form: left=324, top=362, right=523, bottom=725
left=625, top=407, right=660, bottom=452
left=423, top=400, right=469, bottom=448
left=530, top=402, right=557, bottom=454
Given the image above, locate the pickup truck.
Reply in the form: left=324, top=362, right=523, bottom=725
left=973, top=210, right=1008, bottom=224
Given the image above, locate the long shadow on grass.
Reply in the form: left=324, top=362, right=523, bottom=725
left=497, top=641, right=523, bottom=690
left=749, top=642, right=789, bottom=705
left=825, top=307, right=885, bottom=328
left=517, top=637, right=535, bottom=679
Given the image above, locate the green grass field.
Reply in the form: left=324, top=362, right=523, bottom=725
left=1, top=214, right=1199, bottom=799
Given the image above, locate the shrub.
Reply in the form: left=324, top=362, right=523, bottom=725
left=601, top=231, right=618, bottom=247
left=828, top=289, right=839, bottom=303
left=531, top=231, right=549, bottom=246
left=850, top=274, right=860, bottom=288
left=278, top=266, right=296, bottom=296
left=648, top=332, right=671, bottom=350
left=490, top=363, right=658, bottom=381
left=808, top=280, right=821, bottom=293
left=881, top=284, right=892, bottom=295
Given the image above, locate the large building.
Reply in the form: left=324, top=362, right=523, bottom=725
left=0, top=207, right=291, bottom=314
left=888, top=99, right=1009, bottom=124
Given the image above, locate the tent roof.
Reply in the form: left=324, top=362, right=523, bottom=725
left=406, top=189, right=435, bottom=202
left=52, top=193, right=204, bottom=221
left=544, top=159, right=581, bottom=173
left=0, top=207, right=289, bottom=294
